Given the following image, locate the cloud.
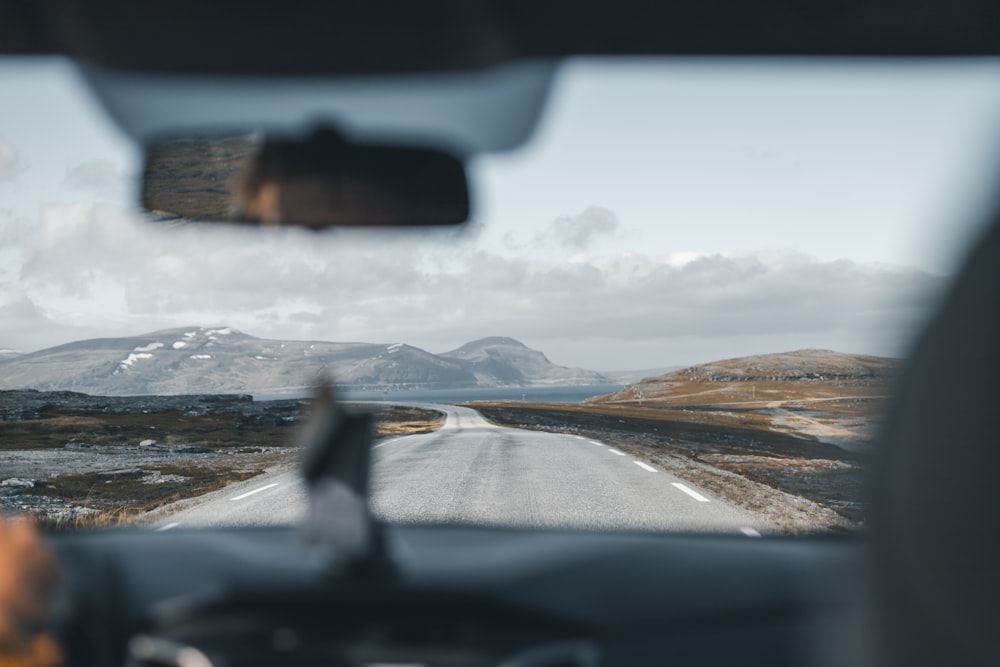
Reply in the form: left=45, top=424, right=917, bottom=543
left=0, top=285, right=46, bottom=324
left=0, top=284, right=118, bottom=353
left=0, top=137, right=18, bottom=182
left=3, top=202, right=947, bottom=368
left=63, top=160, right=123, bottom=199
left=283, top=248, right=944, bottom=367
left=524, top=206, right=621, bottom=251
left=289, top=311, right=324, bottom=324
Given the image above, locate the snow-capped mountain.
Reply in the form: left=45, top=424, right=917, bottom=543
left=0, top=327, right=609, bottom=395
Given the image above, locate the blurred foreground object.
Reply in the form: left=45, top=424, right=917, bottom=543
left=142, top=128, right=470, bottom=229
left=297, top=382, right=380, bottom=575
left=873, top=216, right=1000, bottom=665
left=0, top=517, right=63, bottom=667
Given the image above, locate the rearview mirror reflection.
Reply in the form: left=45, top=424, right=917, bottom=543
left=141, top=128, right=470, bottom=229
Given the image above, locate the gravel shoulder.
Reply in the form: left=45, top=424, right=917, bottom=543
left=467, top=402, right=862, bottom=534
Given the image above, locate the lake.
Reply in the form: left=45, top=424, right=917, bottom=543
left=255, top=384, right=624, bottom=404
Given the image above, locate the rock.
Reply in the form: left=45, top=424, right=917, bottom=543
left=139, top=439, right=158, bottom=447
left=173, top=446, right=214, bottom=454
left=1, top=478, right=36, bottom=488
left=140, top=471, right=190, bottom=484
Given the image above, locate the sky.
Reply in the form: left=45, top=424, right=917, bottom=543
left=3, top=57, right=1000, bottom=371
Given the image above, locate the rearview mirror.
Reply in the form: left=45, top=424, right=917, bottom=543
left=141, top=128, right=470, bottom=228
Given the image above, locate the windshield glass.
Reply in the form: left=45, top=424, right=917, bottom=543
left=2, top=57, right=999, bottom=534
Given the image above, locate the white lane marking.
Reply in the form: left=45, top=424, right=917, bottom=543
left=574, top=435, right=585, bottom=440
left=156, top=522, right=179, bottom=532
left=589, top=440, right=604, bottom=447
left=633, top=461, right=658, bottom=472
left=230, top=483, right=279, bottom=501
left=607, top=448, right=627, bottom=456
left=741, top=527, right=762, bottom=538
left=671, top=482, right=710, bottom=502
left=374, top=436, right=406, bottom=448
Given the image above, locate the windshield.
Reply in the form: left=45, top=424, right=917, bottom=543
left=2, top=57, right=999, bottom=534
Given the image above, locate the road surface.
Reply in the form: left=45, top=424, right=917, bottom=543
left=157, top=405, right=762, bottom=535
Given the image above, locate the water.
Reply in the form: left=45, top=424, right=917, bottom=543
left=255, top=384, right=624, bottom=405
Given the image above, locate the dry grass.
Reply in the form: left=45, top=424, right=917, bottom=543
left=374, top=406, right=446, bottom=435
left=36, top=505, right=150, bottom=530
left=26, top=462, right=271, bottom=529
left=603, top=377, right=887, bottom=404
left=0, top=407, right=299, bottom=450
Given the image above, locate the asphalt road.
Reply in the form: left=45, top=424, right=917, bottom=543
left=157, top=405, right=762, bottom=535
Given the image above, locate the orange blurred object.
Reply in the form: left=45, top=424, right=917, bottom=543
left=0, top=517, right=63, bottom=667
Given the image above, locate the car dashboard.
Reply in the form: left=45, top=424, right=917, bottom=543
left=49, top=525, right=867, bottom=667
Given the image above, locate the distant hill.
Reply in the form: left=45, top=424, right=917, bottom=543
left=591, top=349, right=902, bottom=403
left=442, top=337, right=606, bottom=386
left=0, top=327, right=608, bottom=396
left=668, top=349, right=900, bottom=382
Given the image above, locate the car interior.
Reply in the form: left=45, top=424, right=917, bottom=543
left=2, top=2, right=1000, bottom=666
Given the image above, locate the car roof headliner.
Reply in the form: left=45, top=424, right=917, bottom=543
left=2, top=0, right=1000, bottom=77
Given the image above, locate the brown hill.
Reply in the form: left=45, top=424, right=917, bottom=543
left=592, top=349, right=902, bottom=404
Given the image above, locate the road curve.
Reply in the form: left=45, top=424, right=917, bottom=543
left=158, top=404, right=762, bottom=535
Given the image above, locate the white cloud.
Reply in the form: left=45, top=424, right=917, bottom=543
left=1, top=201, right=947, bottom=367
left=532, top=206, right=621, bottom=250
left=0, top=283, right=131, bottom=353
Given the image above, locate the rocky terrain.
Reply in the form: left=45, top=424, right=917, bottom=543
left=0, top=349, right=899, bottom=532
left=0, top=328, right=608, bottom=396
left=0, top=389, right=442, bottom=524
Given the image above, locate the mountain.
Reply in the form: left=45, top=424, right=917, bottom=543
left=0, top=327, right=608, bottom=396
left=442, top=337, right=606, bottom=386
left=590, top=349, right=902, bottom=403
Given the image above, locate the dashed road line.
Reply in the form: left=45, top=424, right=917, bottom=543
left=589, top=440, right=604, bottom=447
left=741, top=527, right=762, bottom=538
left=155, top=522, right=179, bottom=532
left=607, top=448, right=627, bottom=456
left=671, top=482, right=710, bottom=502
left=230, top=483, right=279, bottom=501
left=633, top=461, right=658, bottom=472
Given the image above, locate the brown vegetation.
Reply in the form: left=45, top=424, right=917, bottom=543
left=1, top=394, right=444, bottom=527
left=374, top=405, right=446, bottom=435
left=468, top=375, right=889, bottom=532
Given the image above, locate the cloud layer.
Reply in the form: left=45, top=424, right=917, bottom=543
left=1, top=203, right=946, bottom=368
